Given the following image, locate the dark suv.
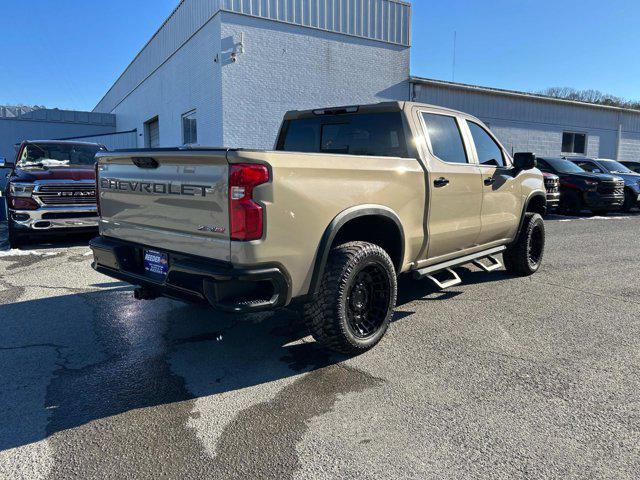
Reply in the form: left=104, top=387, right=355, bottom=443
left=536, top=157, right=625, bottom=215
left=568, top=157, right=640, bottom=212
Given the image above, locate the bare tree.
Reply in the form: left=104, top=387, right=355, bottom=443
left=537, top=87, right=640, bottom=110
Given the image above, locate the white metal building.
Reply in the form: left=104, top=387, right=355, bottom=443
left=91, top=0, right=640, bottom=160
left=411, top=77, right=640, bottom=161
left=93, top=0, right=412, bottom=149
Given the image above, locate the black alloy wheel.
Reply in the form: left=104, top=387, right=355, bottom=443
left=346, top=262, right=392, bottom=339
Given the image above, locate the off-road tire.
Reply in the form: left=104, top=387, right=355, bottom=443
left=7, top=219, right=24, bottom=249
left=503, top=213, right=545, bottom=276
left=303, top=241, right=397, bottom=355
left=622, top=189, right=635, bottom=212
left=561, top=190, right=582, bottom=215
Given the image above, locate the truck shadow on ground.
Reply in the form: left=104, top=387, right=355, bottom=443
left=0, top=262, right=508, bottom=453
left=0, top=227, right=96, bottom=252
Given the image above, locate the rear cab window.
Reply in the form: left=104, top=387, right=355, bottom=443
left=276, top=112, right=409, bottom=158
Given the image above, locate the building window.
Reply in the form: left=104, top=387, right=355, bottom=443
left=182, top=110, right=197, bottom=145
left=562, top=132, right=586, bottom=155
left=145, top=117, right=160, bottom=148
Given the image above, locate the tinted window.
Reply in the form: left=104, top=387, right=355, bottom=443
left=574, top=161, right=600, bottom=173
left=543, top=158, right=586, bottom=174
left=621, top=162, right=640, bottom=173
left=276, top=112, right=408, bottom=158
left=421, top=113, right=468, bottom=164
left=468, top=122, right=506, bottom=167
left=599, top=160, right=633, bottom=174
left=536, top=159, right=553, bottom=173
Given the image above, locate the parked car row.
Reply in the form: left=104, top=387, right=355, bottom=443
left=539, top=157, right=640, bottom=215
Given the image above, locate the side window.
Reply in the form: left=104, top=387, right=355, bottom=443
left=468, top=122, right=506, bottom=167
left=576, top=161, right=600, bottom=173
left=421, top=113, right=468, bottom=164
left=536, top=159, right=552, bottom=173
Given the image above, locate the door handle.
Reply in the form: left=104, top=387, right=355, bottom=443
left=484, top=177, right=496, bottom=186
left=434, top=177, right=450, bottom=188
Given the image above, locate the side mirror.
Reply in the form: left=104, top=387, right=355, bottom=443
left=513, top=152, right=537, bottom=171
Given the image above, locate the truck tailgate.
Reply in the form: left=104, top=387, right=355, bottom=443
left=96, top=150, right=230, bottom=261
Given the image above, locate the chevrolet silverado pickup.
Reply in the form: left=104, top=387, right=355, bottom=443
left=4, top=140, right=105, bottom=247
left=90, top=102, right=547, bottom=354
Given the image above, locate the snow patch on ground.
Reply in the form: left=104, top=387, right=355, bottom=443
left=558, top=216, right=631, bottom=222
left=0, top=249, right=59, bottom=258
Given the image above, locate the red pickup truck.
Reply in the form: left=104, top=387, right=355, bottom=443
left=2, top=140, right=105, bottom=247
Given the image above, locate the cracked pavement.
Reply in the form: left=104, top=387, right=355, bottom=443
left=1, top=214, right=640, bottom=479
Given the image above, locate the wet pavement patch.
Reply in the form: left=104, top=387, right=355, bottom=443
left=209, top=362, right=382, bottom=480
left=43, top=293, right=216, bottom=479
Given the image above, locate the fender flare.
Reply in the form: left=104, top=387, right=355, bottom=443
left=514, top=191, right=547, bottom=240
left=306, top=205, right=405, bottom=298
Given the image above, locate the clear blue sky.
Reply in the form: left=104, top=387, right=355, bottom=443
left=1, top=0, right=638, bottom=111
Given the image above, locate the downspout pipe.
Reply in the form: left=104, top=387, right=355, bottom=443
left=615, top=111, right=622, bottom=160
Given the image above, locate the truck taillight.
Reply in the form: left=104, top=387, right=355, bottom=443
left=229, top=164, right=269, bottom=241
left=95, top=161, right=101, bottom=217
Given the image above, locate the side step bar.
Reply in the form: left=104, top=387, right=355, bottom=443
left=425, top=268, right=462, bottom=289
left=413, top=246, right=507, bottom=283
left=473, top=255, right=503, bottom=272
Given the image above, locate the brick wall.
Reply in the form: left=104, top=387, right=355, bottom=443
left=220, top=12, right=410, bottom=149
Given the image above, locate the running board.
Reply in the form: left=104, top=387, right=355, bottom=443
left=413, top=246, right=507, bottom=281
left=473, top=255, right=503, bottom=272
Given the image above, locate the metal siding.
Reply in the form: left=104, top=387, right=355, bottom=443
left=412, top=81, right=640, bottom=160
left=0, top=110, right=117, bottom=161
left=63, top=131, right=139, bottom=151
left=94, top=0, right=410, bottom=113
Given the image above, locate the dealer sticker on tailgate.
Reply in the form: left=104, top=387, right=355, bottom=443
left=144, top=250, right=169, bottom=276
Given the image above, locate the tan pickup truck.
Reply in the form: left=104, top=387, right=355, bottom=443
left=90, top=102, right=547, bottom=354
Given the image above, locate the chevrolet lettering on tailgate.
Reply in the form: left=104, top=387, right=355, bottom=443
left=100, top=178, right=212, bottom=197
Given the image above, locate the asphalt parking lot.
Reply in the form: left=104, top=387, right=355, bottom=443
left=1, top=213, right=639, bottom=480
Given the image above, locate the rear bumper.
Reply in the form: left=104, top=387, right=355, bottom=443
left=10, top=205, right=98, bottom=231
left=90, top=236, right=291, bottom=313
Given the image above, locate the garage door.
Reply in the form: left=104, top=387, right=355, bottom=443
left=146, top=118, right=159, bottom=148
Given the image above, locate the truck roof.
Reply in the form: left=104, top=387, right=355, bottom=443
left=22, top=139, right=105, bottom=147
left=282, top=101, right=479, bottom=121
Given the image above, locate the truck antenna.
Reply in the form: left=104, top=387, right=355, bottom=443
left=452, top=31, right=457, bottom=82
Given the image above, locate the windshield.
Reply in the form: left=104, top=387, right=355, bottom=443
left=17, top=143, right=103, bottom=168
left=545, top=158, right=587, bottom=174
left=599, top=160, right=634, bottom=174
